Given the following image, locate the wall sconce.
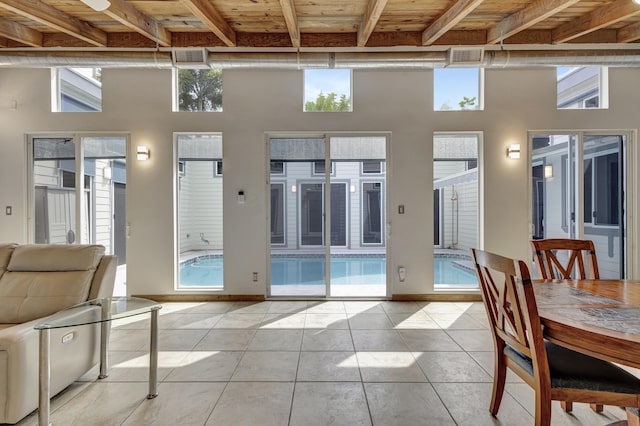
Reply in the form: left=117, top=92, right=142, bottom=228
left=544, top=165, right=553, bottom=179
left=137, top=146, right=150, bottom=161
left=291, top=184, right=297, bottom=193
left=507, top=144, right=521, bottom=159
left=350, top=185, right=356, bottom=193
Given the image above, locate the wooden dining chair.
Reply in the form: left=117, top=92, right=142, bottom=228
left=471, top=248, right=640, bottom=426
left=531, top=238, right=602, bottom=412
left=531, top=238, right=599, bottom=280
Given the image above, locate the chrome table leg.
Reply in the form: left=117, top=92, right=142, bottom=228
left=147, top=308, right=159, bottom=399
left=38, top=329, right=51, bottom=426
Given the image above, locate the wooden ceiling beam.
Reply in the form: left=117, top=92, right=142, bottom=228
left=552, top=0, right=640, bottom=44
left=357, top=0, right=388, bottom=47
left=422, top=0, right=485, bottom=45
left=618, top=21, right=640, bottom=42
left=182, top=0, right=236, bottom=47
left=102, top=0, right=171, bottom=47
left=0, top=16, right=42, bottom=47
left=0, top=0, right=106, bottom=46
left=279, top=0, right=300, bottom=48
left=487, top=0, right=580, bottom=44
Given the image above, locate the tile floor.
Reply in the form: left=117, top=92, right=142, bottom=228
left=17, top=300, right=630, bottom=426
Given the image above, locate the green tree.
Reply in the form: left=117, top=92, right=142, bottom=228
left=178, top=69, right=223, bottom=112
left=305, top=91, right=351, bottom=112
left=458, top=96, right=477, bottom=110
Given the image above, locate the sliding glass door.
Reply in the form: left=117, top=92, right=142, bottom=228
left=530, top=132, right=626, bottom=278
left=30, top=134, right=128, bottom=294
left=268, top=135, right=388, bottom=297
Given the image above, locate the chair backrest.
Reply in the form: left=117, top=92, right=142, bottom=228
left=471, top=248, right=550, bottom=383
left=531, top=238, right=599, bottom=280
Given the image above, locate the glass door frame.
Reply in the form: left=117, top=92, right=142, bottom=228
left=528, top=130, right=634, bottom=278
left=266, top=132, right=391, bottom=298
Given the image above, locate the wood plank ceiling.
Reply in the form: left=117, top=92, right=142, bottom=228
left=0, top=0, right=639, bottom=50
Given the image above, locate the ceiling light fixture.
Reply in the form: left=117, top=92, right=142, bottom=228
left=80, top=0, right=111, bottom=12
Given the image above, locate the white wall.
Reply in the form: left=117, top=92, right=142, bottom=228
left=0, top=66, right=639, bottom=296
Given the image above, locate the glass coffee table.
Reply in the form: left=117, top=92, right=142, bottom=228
left=34, top=297, right=162, bottom=426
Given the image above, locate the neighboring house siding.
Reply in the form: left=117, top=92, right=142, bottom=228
left=94, top=159, right=112, bottom=253
left=269, top=161, right=384, bottom=250
left=434, top=161, right=478, bottom=250
left=179, top=161, right=223, bottom=252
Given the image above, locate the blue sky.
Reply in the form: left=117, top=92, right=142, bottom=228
left=433, top=68, right=479, bottom=110
left=304, top=69, right=351, bottom=104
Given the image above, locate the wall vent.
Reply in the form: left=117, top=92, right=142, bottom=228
left=448, top=47, right=484, bottom=66
left=171, top=48, right=209, bottom=68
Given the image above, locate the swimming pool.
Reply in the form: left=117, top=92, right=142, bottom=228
left=179, top=255, right=477, bottom=288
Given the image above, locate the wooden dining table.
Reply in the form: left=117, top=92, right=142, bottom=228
left=534, top=279, right=640, bottom=370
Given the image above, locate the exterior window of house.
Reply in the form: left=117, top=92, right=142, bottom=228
left=362, top=182, right=383, bottom=245
left=313, top=160, right=334, bottom=175
left=270, top=183, right=285, bottom=245
left=304, top=69, right=352, bottom=112
left=362, top=160, right=385, bottom=174
left=52, top=68, right=102, bottom=112
left=270, top=161, right=285, bottom=175
left=557, top=66, right=608, bottom=109
left=174, top=68, right=223, bottom=112
left=434, top=68, right=483, bottom=111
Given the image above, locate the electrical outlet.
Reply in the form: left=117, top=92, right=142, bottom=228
left=5, top=206, right=11, bottom=215
left=398, top=266, right=406, bottom=282
left=252, top=272, right=258, bottom=282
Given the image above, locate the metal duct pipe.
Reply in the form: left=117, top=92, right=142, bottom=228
left=207, top=52, right=331, bottom=69
left=0, top=51, right=173, bottom=68
left=333, top=51, right=448, bottom=68
left=486, top=49, right=640, bottom=68
left=1, top=49, right=640, bottom=69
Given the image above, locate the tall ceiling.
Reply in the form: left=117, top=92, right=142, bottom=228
left=0, top=0, right=639, bottom=50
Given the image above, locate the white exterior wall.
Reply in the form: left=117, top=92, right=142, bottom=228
left=93, top=159, right=113, bottom=253
left=179, top=161, right=223, bottom=251
left=456, top=180, right=478, bottom=250
left=33, top=158, right=113, bottom=250
left=1, top=67, right=639, bottom=296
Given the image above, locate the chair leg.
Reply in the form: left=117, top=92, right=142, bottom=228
left=490, top=354, right=507, bottom=415
left=535, top=393, right=552, bottom=426
left=560, top=401, right=573, bottom=412
left=627, top=408, right=640, bottom=426
left=590, top=403, right=603, bottom=412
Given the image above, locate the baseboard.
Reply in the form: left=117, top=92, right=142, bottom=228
left=133, top=294, right=266, bottom=302
left=133, top=293, right=480, bottom=302
left=392, top=293, right=482, bottom=302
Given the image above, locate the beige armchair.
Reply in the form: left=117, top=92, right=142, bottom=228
left=0, top=243, right=116, bottom=424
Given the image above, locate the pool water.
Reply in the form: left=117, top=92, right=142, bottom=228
left=179, top=256, right=477, bottom=288
left=179, top=258, right=224, bottom=287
